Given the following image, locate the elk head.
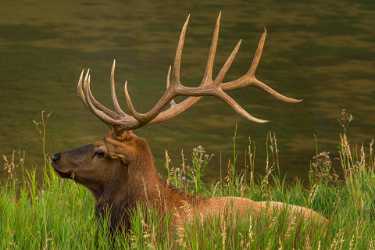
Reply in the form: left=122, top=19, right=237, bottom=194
left=51, top=130, right=157, bottom=198
left=52, top=13, right=301, bottom=201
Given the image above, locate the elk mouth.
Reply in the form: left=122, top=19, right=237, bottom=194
left=52, top=163, right=73, bottom=179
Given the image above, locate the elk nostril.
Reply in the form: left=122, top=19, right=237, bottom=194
left=52, top=153, right=61, bottom=162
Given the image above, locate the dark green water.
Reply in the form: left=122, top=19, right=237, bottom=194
left=1, top=0, right=375, bottom=181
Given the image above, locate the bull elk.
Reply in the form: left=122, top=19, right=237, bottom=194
left=51, top=13, right=328, bottom=235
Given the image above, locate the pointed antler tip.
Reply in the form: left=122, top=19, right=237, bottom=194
left=253, top=118, right=270, bottom=124
left=167, top=65, right=172, bottom=76
left=84, top=69, right=90, bottom=81
left=246, top=114, right=270, bottom=124
left=215, top=11, right=222, bottom=25
left=111, top=60, right=116, bottom=75
left=283, top=96, right=303, bottom=104
left=263, top=27, right=267, bottom=35
left=78, top=70, right=84, bottom=82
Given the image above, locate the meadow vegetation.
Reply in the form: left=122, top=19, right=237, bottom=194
left=0, top=111, right=374, bottom=249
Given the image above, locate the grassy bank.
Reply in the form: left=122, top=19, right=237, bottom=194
left=1, top=127, right=375, bottom=249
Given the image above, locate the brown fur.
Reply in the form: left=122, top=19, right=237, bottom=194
left=52, top=130, right=328, bottom=234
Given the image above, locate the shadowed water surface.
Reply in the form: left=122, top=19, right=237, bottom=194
left=0, top=0, right=375, bottom=182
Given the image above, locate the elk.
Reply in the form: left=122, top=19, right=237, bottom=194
left=51, top=13, right=328, bottom=234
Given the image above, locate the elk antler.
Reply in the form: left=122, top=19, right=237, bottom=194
left=77, top=13, right=301, bottom=134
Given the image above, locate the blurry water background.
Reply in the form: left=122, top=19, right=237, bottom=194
left=0, top=0, right=375, bottom=182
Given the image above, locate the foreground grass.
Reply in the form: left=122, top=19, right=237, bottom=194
left=1, top=131, right=375, bottom=249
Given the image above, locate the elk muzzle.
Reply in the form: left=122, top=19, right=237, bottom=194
left=51, top=144, right=95, bottom=179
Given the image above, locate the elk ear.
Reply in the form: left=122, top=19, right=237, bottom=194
left=105, top=137, right=137, bottom=162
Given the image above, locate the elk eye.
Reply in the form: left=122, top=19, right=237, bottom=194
left=94, top=149, right=106, bottom=158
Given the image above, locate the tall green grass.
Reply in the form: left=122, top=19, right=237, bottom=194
left=1, top=113, right=375, bottom=249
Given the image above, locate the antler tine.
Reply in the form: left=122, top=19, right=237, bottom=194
left=82, top=71, right=123, bottom=126
left=248, top=28, right=267, bottom=76
left=253, top=78, right=302, bottom=103
left=77, top=69, right=88, bottom=105
left=110, top=59, right=128, bottom=115
left=220, top=29, right=267, bottom=90
left=166, top=65, right=171, bottom=89
left=215, top=39, right=242, bottom=83
left=202, top=12, right=221, bottom=84
left=247, top=29, right=302, bottom=103
left=215, top=88, right=269, bottom=123
left=86, top=74, right=120, bottom=118
left=77, top=68, right=120, bottom=118
left=173, top=14, right=190, bottom=84
left=123, top=80, right=139, bottom=118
